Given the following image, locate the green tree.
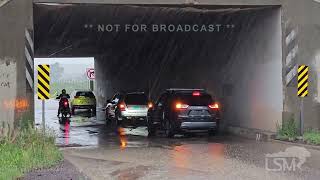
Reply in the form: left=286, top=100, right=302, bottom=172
left=50, top=62, right=64, bottom=83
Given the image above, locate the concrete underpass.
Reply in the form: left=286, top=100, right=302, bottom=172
left=2, top=0, right=320, bottom=179
left=34, top=3, right=282, bottom=132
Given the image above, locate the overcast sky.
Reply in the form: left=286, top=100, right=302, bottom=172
left=34, top=57, right=94, bottom=77
left=35, top=57, right=94, bottom=65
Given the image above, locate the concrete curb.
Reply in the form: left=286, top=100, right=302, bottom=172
left=226, top=126, right=276, bottom=141
left=270, top=139, right=320, bottom=151
left=226, top=126, right=320, bottom=151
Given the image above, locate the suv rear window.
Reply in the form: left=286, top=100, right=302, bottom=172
left=76, top=91, right=95, bottom=98
left=174, top=93, right=212, bottom=106
left=125, top=94, right=148, bottom=105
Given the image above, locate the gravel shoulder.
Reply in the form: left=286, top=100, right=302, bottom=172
left=22, top=159, right=89, bottom=180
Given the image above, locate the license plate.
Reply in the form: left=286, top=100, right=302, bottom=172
left=132, top=106, right=140, bottom=109
left=189, top=110, right=209, bottom=116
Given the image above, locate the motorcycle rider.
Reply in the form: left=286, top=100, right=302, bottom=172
left=56, top=89, right=70, bottom=117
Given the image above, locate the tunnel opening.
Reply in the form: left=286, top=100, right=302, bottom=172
left=33, top=57, right=95, bottom=124
left=34, top=3, right=282, bottom=132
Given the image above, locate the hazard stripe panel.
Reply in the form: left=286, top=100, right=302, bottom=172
left=37, top=65, right=50, bottom=100
left=297, top=65, right=308, bottom=97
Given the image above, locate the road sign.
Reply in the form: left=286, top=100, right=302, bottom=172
left=37, top=64, right=50, bottom=100
left=297, top=65, right=308, bottom=135
left=297, top=65, right=308, bottom=97
left=86, top=68, right=95, bottom=80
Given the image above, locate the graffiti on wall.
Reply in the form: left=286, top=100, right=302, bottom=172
left=0, top=72, right=11, bottom=88
left=0, top=59, right=15, bottom=91
left=3, top=99, right=29, bottom=111
left=0, top=58, right=17, bottom=125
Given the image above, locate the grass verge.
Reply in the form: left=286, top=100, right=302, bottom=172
left=276, top=116, right=299, bottom=141
left=303, top=130, right=320, bottom=145
left=0, top=126, right=63, bottom=179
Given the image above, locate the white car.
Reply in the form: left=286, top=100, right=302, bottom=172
left=106, top=92, right=152, bottom=126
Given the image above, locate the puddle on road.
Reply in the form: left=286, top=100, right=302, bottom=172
left=171, top=143, right=226, bottom=169
left=110, top=165, right=151, bottom=180
left=36, top=107, right=227, bottom=151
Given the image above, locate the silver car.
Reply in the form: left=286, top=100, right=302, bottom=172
left=106, top=92, right=152, bottom=126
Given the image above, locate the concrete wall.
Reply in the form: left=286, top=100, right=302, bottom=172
left=93, top=6, right=282, bottom=133
left=221, top=8, right=282, bottom=132
left=34, top=0, right=319, bottom=132
left=0, top=0, right=33, bottom=128
left=282, top=0, right=320, bottom=130
left=1, top=0, right=320, bottom=133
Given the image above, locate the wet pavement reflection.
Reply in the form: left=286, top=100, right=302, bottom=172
left=35, top=99, right=230, bottom=149
left=35, top=100, right=320, bottom=179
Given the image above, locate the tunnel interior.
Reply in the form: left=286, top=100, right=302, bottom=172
left=34, top=3, right=282, bottom=132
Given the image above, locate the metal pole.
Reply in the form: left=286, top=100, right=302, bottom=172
left=42, top=100, right=45, bottom=133
left=90, top=80, right=94, bottom=91
left=300, top=98, right=304, bottom=136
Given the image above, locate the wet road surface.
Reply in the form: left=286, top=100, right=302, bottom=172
left=35, top=99, right=320, bottom=179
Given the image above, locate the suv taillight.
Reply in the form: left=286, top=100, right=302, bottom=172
left=192, top=91, right=201, bottom=96
left=209, top=103, right=219, bottom=110
left=119, top=103, right=126, bottom=111
left=176, top=103, right=189, bottom=110
left=148, top=102, right=153, bottom=109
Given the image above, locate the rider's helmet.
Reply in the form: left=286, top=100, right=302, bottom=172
left=62, top=89, right=66, bottom=94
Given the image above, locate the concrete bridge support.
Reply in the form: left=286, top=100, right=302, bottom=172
left=0, top=0, right=320, bottom=134
left=0, top=0, right=33, bottom=128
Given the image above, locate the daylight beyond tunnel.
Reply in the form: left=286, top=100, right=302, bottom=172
left=34, top=4, right=282, bottom=132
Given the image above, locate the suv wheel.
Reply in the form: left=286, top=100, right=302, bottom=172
left=115, top=112, right=122, bottom=127
left=209, top=130, right=217, bottom=136
left=105, top=109, right=112, bottom=125
left=165, top=120, right=174, bottom=138
left=147, top=115, right=156, bottom=137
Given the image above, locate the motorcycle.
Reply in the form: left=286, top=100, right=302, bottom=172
left=58, top=98, right=71, bottom=123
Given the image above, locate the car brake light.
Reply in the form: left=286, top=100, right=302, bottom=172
left=209, top=103, right=219, bottom=110
left=176, top=103, right=189, bottom=110
left=192, top=91, right=201, bottom=96
left=119, top=103, right=126, bottom=111
left=148, top=102, right=153, bottom=109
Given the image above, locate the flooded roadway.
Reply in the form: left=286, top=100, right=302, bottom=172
left=35, top=99, right=320, bottom=179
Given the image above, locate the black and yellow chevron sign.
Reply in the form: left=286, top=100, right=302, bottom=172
left=37, top=64, right=50, bottom=100
left=297, top=65, right=309, bottom=97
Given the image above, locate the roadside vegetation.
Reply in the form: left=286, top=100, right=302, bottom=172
left=276, top=116, right=299, bottom=141
left=303, top=129, right=320, bottom=145
left=51, top=80, right=89, bottom=97
left=276, top=116, right=320, bottom=145
left=0, top=124, right=62, bottom=179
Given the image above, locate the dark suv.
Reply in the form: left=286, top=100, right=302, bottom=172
left=147, top=89, right=220, bottom=137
